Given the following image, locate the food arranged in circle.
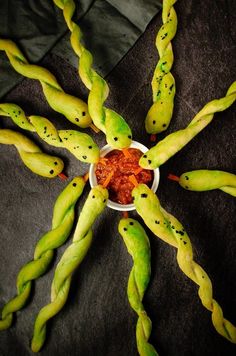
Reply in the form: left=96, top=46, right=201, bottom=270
left=0, top=0, right=235, bottom=355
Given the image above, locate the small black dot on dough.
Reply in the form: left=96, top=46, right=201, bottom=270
left=73, top=183, right=77, bottom=187
left=128, top=135, right=132, bottom=139
left=155, top=220, right=160, bottom=224
left=185, top=176, right=189, bottom=180
left=202, top=275, right=205, bottom=279
left=92, top=195, right=95, bottom=199
left=88, top=146, right=92, bottom=149
left=183, top=241, right=187, bottom=245
left=124, top=227, right=127, bottom=231
left=162, top=124, right=167, bottom=127
left=82, top=155, right=87, bottom=159
left=75, top=118, right=79, bottom=122
left=82, top=112, right=86, bottom=116
left=114, top=137, right=118, bottom=141
left=21, top=121, right=24, bottom=124
left=141, top=193, right=148, bottom=198
left=129, top=222, right=134, bottom=225
left=148, top=160, right=152, bottom=164
left=50, top=170, right=54, bottom=174
left=54, top=162, right=58, bottom=165
left=153, top=120, right=156, bottom=124
left=185, top=186, right=189, bottom=189
left=143, top=155, right=147, bottom=158
left=18, top=111, right=21, bottom=114
left=103, top=199, right=106, bottom=203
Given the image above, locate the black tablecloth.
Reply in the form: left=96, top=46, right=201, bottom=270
left=0, top=1, right=235, bottom=355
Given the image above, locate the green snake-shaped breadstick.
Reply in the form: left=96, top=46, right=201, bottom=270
left=132, top=184, right=236, bottom=343
left=0, top=39, right=91, bottom=128
left=31, top=185, right=108, bottom=352
left=140, top=81, right=236, bottom=169
left=0, top=128, right=64, bottom=177
left=0, top=176, right=86, bottom=331
left=118, top=218, right=158, bottom=356
left=0, top=103, right=100, bottom=164
left=172, top=170, right=236, bottom=197
left=145, top=0, right=177, bottom=134
left=52, top=0, right=132, bottom=149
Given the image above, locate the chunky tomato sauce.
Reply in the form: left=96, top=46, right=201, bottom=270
left=95, top=148, right=153, bottom=204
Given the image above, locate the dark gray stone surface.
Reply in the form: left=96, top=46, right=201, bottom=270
left=0, top=0, right=235, bottom=355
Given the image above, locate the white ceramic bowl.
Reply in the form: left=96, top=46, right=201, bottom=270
left=89, top=140, right=160, bottom=211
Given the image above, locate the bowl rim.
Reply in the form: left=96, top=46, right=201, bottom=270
left=89, top=140, right=160, bottom=211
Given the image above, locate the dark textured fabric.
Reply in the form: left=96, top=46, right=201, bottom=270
left=0, top=0, right=161, bottom=98
left=0, top=1, right=236, bottom=355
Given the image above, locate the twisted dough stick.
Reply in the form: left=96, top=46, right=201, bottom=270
left=53, top=0, right=132, bottom=149
left=169, top=170, right=236, bottom=197
left=0, top=128, right=64, bottom=177
left=0, top=103, right=100, bottom=164
left=145, top=0, right=177, bottom=134
left=31, top=185, right=108, bottom=352
left=0, top=39, right=91, bottom=128
left=0, top=176, right=86, bottom=331
left=140, top=81, right=236, bottom=169
left=132, top=183, right=236, bottom=343
left=119, top=218, right=158, bottom=356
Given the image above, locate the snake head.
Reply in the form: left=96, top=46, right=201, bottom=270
left=132, top=183, right=160, bottom=211
left=139, top=149, right=157, bottom=170
left=105, top=109, right=132, bottom=149
left=59, top=130, right=100, bottom=164
left=88, top=185, right=109, bottom=213
left=118, top=218, right=150, bottom=254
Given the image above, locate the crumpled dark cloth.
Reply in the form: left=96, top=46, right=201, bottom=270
left=0, top=0, right=161, bottom=98
left=0, top=0, right=236, bottom=356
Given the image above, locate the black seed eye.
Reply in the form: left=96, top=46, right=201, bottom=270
left=163, top=124, right=166, bottom=127
left=114, top=137, right=118, bottom=141
left=82, top=155, right=87, bottom=159
left=50, top=170, right=54, bottom=174
left=75, top=118, right=79, bottom=122
left=54, top=162, right=58, bottom=165
left=128, top=135, right=132, bottom=139
left=103, top=199, right=106, bottom=203
left=153, top=120, right=156, bottom=124
left=185, top=176, right=189, bottom=180
left=141, top=193, right=148, bottom=198
left=73, top=183, right=77, bottom=187
left=143, top=155, right=147, bottom=158
left=155, top=220, right=160, bottom=224
left=88, top=146, right=92, bottom=149
left=92, top=195, right=95, bottom=199
left=129, top=222, right=134, bottom=225
left=124, top=227, right=127, bottom=231
left=82, top=111, right=86, bottom=116
left=148, top=160, right=152, bottom=164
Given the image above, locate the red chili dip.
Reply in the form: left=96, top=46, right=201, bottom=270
left=95, top=148, right=153, bottom=205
